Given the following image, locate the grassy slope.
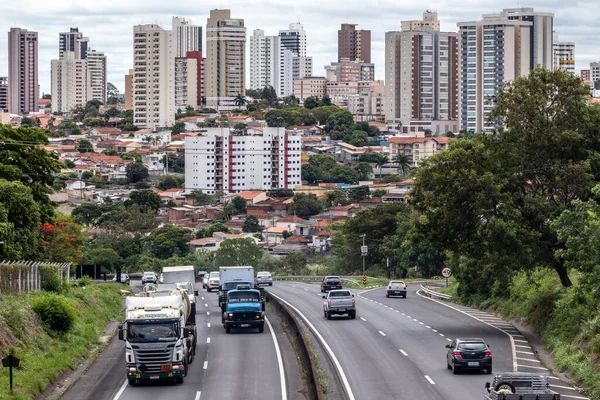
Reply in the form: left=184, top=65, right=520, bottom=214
left=0, top=284, right=125, bottom=400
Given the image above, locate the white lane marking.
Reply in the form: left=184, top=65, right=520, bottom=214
left=514, top=339, right=528, bottom=343
left=417, top=290, right=518, bottom=372
left=512, top=334, right=526, bottom=338
left=413, top=318, right=419, bottom=322
left=516, top=350, right=534, bottom=355
left=304, top=288, right=309, bottom=291
left=517, top=358, right=541, bottom=363
left=425, top=325, right=431, bottom=329
left=111, top=379, right=128, bottom=400
left=207, top=322, right=211, bottom=328
left=269, top=292, right=356, bottom=400
left=424, top=375, right=436, bottom=385
left=446, top=338, right=452, bottom=342
left=401, top=312, right=406, bottom=315
left=207, top=337, right=211, bottom=344
left=194, top=391, right=201, bottom=400
left=432, top=329, right=438, bottom=333
left=379, top=330, right=386, bottom=337
left=516, top=344, right=531, bottom=349
left=201, top=297, right=205, bottom=300
left=400, top=349, right=408, bottom=356
left=419, top=322, right=424, bottom=325
left=203, top=361, right=208, bottom=369
left=360, top=317, right=367, bottom=321
left=395, top=310, right=399, bottom=313
left=265, top=316, right=288, bottom=400
left=439, top=333, right=445, bottom=337
left=207, top=311, right=210, bottom=316
left=205, top=303, right=208, bottom=307
left=517, top=364, right=548, bottom=370
left=407, top=315, right=411, bottom=318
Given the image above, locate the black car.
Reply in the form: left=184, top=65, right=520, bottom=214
left=320, top=276, right=342, bottom=293
left=446, top=338, right=492, bottom=374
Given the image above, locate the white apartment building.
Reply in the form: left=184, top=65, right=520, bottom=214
left=458, top=8, right=554, bottom=133
left=327, top=80, right=385, bottom=107
left=59, top=27, right=88, bottom=60
left=553, top=32, right=575, bottom=75
left=325, top=58, right=375, bottom=82
left=175, top=55, right=200, bottom=109
left=87, top=49, right=107, bottom=104
left=205, top=9, right=246, bottom=111
left=278, top=23, right=312, bottom=97
left=249, top=29, right=278, bottom=90
left=51, top=51, right=91, bottom=113
left=172, top=16, right=202, bottom=57
left=348, top=91, right=385, bottom=116
left=293, top=77, right=327, bottom=101
left=385, top=12, right=459, bottom=128
left=133, top=24, right=175, bottom=130
left=185, top=127, right=302, bottom=194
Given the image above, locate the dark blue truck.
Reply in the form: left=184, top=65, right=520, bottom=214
left=222, top=289, right=265, bottom=334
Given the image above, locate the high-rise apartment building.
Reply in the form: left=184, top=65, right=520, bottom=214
left=581, top=69, right=590, bottom=81
left=325, top=58, right=375, bottom=82
left=590, top=62, right=600, bottom=83
left=8, top=28, right=39, bottom=114
left=59, top=28, right=89, bottom=59
left=293, top=77, right=327, bottom=101
left=51, top=51, right=91, bottom=113
left=458, top=8, right=554, bottom=132
left=132, top=24, right=175, bottom=129
left=172, top=17, right=202, bottom=57
left=124, top=69, right=134, bottom=110
left=249, top=29, right=278, bottom=90
left=278, top=23, right=312, bottom=97
left=385, top=12, right=459, bottom=128
left=553, top=32, right=575, bottom=75
left=338, top=23, right=371, bottom=63
left=87, top=50, right=107, bottom=104
left=0, top=77, right=8, bottom=112
left=205, top=9, right=246, bottom=111
left=185, top=127, right=302, bottom=194
left=175, top=51, right=202, bottom=109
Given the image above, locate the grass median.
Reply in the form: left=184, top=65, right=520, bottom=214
left=0, top=284, right=125, bottom=400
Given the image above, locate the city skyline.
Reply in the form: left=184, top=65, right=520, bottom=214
left=0, top=0, right=596, bottom=96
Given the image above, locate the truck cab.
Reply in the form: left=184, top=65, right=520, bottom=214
left=222, top=289, right=265, bottom=334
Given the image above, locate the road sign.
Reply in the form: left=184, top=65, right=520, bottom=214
left=2, top=354, right=20, bottom=392
left=441, top=266, right=452, bottom=278
left=361, top=245, right=368, bottom=256
left=362, top=275, right=367, bottom=285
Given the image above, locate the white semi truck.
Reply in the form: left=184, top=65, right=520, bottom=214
left=118, top=289, right=197, bottom=385
left=160, top=266, right=198, bottom=324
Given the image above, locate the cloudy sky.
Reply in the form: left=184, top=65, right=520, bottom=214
left=1, top=0, right=597, bottom=95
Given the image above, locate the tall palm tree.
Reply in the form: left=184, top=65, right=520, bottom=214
left=375, top=154, right=389, bottom=178
left=234, top=93, right=247, bottom=107
left=394, top=154, right=412, bottom=177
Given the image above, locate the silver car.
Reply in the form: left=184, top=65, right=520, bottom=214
left=323, top=289, right=356, bottom=319
left=255, top=271, right=273, bottom=286
left=386, top=280, right=407, bottom=298
left=207, top=271, right=220, bottom=292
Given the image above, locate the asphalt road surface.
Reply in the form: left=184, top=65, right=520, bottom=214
left=268, top=282, right=514, bottom=400
left=61, top=281, right=289, bottom=400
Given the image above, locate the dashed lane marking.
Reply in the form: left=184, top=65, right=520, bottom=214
left=400, top=349, right=408, bottom=356
left=379, top=331, right=386, bottom=337
left=206, top=337, right=211, bottom=344
left=194, top=391, right=201, bottom=400
left=360, top=317, right=367, bottom=321
left=424, top=375, right=436, bottom=385
left=203, top=361, right=208, bottom=370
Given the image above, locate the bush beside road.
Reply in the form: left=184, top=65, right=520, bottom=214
left=0, top=284, right=125, bottom=400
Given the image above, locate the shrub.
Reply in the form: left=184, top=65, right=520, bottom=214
left=78, top=276, right=92, bottom=287
left=30, top=293, right=76, bottom=333
left=40, top=265, right=65, bottom=293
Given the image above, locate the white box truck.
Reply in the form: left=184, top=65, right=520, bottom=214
left=160, top=266, right=198, bottom=323
left=218, top=266, right=259, bottom=308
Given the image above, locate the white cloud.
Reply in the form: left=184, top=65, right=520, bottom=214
left=1, top=0, right=597, bottom=95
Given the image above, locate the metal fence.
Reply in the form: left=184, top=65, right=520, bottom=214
left=419, top=283, right=453, bottom=300
left=0, top=261, right=72, bottom=295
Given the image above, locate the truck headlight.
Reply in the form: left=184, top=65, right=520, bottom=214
left=128, top=367, right=137, bottom=372
left=172, top=365, right=181, bottom=370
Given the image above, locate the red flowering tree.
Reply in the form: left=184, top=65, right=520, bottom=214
left=39, top=215, right=84, bottom=263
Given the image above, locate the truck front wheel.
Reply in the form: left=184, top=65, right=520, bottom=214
left=225, top=325, right=231, bottom=334
left=258, top=324, right=264, bottom=333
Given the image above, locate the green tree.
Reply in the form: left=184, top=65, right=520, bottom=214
left=158, top=175, right=184, bottom=190
left=312, top=105, right=342, bottom=125
left=171, top=121, right=186, bottom=135
left=345, top=130, right=369, bottom=147
left=292, top=193, right=324, bottom=219
left=77, top=138, right=94, bottom=153
left=306, top=154, right=337, bottom=182
left=321, top=96, right=332, bottom=106
left=371, top=189, right=387, bottom=198
left=98, top=204, right=159, bottom=233
left=64, top=159, right=75, bottom=168
left=267, top=188, right=294, bottom=198
left=327, top=165, right=359, bottom=184
left=354, top=162, right=373, bottom=181
left=324, top=190, right=350, bottom=207
left=355, top=121, right=380, bottom=137
left=284, top=252, right=307, bottom=274
left=242, top=216, right=262, bottom=233
left=282, top=230, right=293, bottom=239
left=81, top=248, right=123, bottom=273
left=234, top=93, right=247, bottom=107
left=304, top=96, right=320, bottom=109
left=126, top=190, right=161, bottom=210
left=144, top=225, right=192, bottom=259
left=261, top=86, right=279, bottom=107
left=348, top=185, right=371, bottom=203
left=325, top=111, right=354, bottom=140
left=71, top=202, right=104, bottom=225
left=215, top=238, right=262, bottom=266
left=358, top=151, right=384, bottom=164
left=125, top=162, right=149, bottom=183
left=394, top=154, right=412, bottom=177
left=81, top=170, right=94, bottom=181
left=197, top=222, right=233, bottom=238
left=189, top=190, right=212, bottom=205
left=377, top=174, right=402, bottom=184
left=231, top=196, right=247, bottom=214
left=375, top=154, right=389, bottom=177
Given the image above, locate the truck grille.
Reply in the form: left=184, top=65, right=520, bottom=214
left=133, top=345, right=174, bottom=373
left=231, top=312, right=260, bottom=321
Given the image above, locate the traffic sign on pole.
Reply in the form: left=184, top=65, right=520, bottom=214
left=441, top=266, right=452, bottom=278
left=2, top=354, right=20, bottom=393
left=361, top=245, right=368, bottom=257
left=362, top=275, right=367, bottom=286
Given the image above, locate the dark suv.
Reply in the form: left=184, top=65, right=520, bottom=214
left=320, top=276, right=342, bottom=293
left=446, top=338, right=492, bottom=374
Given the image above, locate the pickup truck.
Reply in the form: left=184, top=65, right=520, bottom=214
left=323, top=289, right=356, bottom=319
left=222, top=289, right=265, bottom=334
left=484, top=372, right=559, bottom=400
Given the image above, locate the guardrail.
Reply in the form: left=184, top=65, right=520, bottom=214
left=419, top=283, right=453, bottom=300
left=272, top=275, right=368, bottom=282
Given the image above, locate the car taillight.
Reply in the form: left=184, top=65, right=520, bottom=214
left=327, top=301, right=331, bottom=307
left=352, top=299, right=355, bottom=306
left=403, top=286, right=407, bottom=290
left=485, top=351, right=492, bottom=357
left=338, top=281, right=342, bottom=285
left=268, top=276, right=271, bottom=278
left=453, top=351, right=462, bottom=357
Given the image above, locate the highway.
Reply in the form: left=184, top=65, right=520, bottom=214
left=60, top=281, right=292, bottom=400
left=268, top=282, right=514, bottom=400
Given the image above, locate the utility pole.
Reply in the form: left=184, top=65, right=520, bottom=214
left=360, top=234, right=367, bottom=276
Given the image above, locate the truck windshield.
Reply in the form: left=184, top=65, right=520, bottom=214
left=128, top=322, right=179, bottom=343
left=223, top=281, right=252, bottom=290
left=228, top=292, right=261, bottom=303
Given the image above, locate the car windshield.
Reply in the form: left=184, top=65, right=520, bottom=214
left=325, top=276, right=340, bottom=281
left=390, top=282, right=405, bottom=286
left=228, top=292, right=261, bottom=303
left=209, top=272, right=219, bottom=278
left=144, top=272, right=155, bottom=277
left=458, top=342, right=487, bottom=350
left=329, top=291, right=351, bottom=297
left=257, top=273, right=270, bottom=277
left=224, top=281, right=252, bottom=290
left=127, top=322, right=179, bottom=343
